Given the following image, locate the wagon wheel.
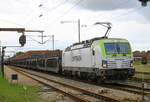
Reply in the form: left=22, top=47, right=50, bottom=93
left=97, top=77, right=104, bottom=84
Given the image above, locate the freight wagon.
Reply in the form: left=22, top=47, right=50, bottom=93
left=7, top=50, right=62, bottom=73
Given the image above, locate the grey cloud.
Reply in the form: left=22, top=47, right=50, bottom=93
left=74, top=0, right=150, bottom=21
left=138, top=6, right=150, bottom=20
left=78, top=0, right=139, bottom=11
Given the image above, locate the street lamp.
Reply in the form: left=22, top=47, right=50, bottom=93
left=61, top=19, right=81, bottom=43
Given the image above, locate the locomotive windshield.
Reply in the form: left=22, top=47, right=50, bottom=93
left=104, top=42, right=131, bottom=54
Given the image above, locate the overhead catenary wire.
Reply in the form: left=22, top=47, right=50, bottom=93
left=39, top=0, right=69, bottom=14
left=0, top=18, right=25, bottom=28
left=13, top=1, right=44, bottom=28
left=20, top=0, right=84, bottom=47
left=45, top=0, right=85, bottom=29
left=0, top=18, right=37, bottom=34
left=19, top=0, right=84, bottom=29
left=86, top=7, right=143, bottom=37
left=91, top=6, right=143, bottom=23
left=26, top=34, right=52, bottom=44
left=109, top=6, right=144, bottom=21
left=23, top=0, right=69, bottom=28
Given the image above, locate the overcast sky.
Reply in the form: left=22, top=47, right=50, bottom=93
left=0, top=0, right=149, bottom=56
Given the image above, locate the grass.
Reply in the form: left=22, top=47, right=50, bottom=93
left=133, top=62, right=150, bottom=80
left=134, top=62, right=150, bottom=73
left=134, top=73, right=150, bottom=80
left=0, top=77, right=50, bottom=102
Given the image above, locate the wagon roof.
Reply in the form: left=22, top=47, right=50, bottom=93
left=14, top=50, right=62, bottom=60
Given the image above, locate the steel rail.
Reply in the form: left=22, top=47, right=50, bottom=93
left=130, top=77, right=150, bottom=83
left=12, top=68, right=92, bottom=102
left=136, top=72, right=150, bottom=75
left=102, top=83, right=150, bottom=96
left=12, top=67, right=122, bottom=102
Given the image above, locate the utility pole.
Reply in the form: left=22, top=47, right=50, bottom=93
left=52, top=35, right=54, bottom=50
left=78, top=19, right=81, bottom=43
left=0, top=41, right=1, bottom=68
left=42, top=32, right=44, bottom=44
left=1, top=46, right=6, bottom=78
left=0, top=46, right=24, bottom=78
left=61, top=19, right=81, bottom=43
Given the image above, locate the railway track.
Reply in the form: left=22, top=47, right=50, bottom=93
left=69, top=77, right=150, bottom=97
left=64, top=73, right=150, bottom=97
left=136, top=72, right=150, bottom=75
left=11, top=67, right=122, bottom=102
left=102, top=83, right=150, bottom=96
left=130, top=72, right=150, bottom=83
left=131, top=76, right=150, bottom=83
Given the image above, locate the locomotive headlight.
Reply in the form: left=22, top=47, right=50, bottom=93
left=130, top=60, right=133, bottom=67
left=102, top=60, right=107, bottom=68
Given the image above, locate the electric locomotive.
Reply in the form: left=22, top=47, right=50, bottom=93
left=62, top=37, right=135, bottom=82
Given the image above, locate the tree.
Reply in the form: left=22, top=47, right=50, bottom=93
left=141, top=51, right=147, bottom=64
left=133, top=50, right=141, bottom=57
left=147, top=50, right=150, bottom=61
left=15, top=52, right=24, bottom=56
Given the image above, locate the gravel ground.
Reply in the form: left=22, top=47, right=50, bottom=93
left=39, top=85, right=75, bottom=102
left=4, top=66, right=75, bottom=102
left=4, top=66, right=39, bottom=86
left=13, top=67, right=148, bottom=102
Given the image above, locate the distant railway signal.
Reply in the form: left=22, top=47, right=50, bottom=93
left=0, top=28, right=44, bottom=47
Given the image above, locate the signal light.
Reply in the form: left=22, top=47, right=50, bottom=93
left=19, top=34, right=26, bottom=47
left=139, top=0, right=149, bottom=6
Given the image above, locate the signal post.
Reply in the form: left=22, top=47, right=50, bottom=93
left=0, top=28, right=43, bottom=78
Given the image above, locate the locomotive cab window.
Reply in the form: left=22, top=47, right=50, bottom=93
left=104, top=42, right=131, bottom=54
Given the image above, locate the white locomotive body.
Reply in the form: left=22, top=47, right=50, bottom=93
left=62, top=37, right=135, bottom=81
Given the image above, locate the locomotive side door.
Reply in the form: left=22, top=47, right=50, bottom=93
left=92, top=48, right=96, bottom=67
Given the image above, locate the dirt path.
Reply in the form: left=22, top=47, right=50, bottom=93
left=4, top=66, right=39, bottom=86
left=4, top=66, right=75, bottom=102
